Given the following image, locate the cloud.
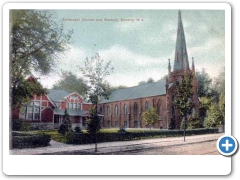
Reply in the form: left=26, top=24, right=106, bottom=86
left=99, top=45, right=168, bottom=87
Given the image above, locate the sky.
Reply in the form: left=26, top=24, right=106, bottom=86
left=36, top=9, right=225, bottom=89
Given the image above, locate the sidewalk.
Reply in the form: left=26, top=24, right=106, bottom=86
left=9, top=133, right=223, bottom=155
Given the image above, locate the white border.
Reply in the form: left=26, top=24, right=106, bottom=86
left=3, top=3, right=231, bottom=175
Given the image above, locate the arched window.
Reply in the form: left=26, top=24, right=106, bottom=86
left=115, top=105, right=118, bottom=116
left=157, top=100, right=162, bottom=115
left=145, top=101, right=150, bottom=111
left=124, top=104, right=128, bottom=116
left=134, top=102, right=138, bottom=116
left=99, top=106, right=103, bottom=115
left=107, top=106, right=111, bottom=116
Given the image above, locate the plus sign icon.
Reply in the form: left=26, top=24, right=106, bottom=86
left=217, top=135, right=238, bottom=156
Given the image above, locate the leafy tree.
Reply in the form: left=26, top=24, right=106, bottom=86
left=196, top=69, right=212, bottom=97
left=138, top=77, right=155, bottom=85
left=142, top=107, right=159, bottom=130
left=147, top=77, right=154, bottom=83
left=199, top=97, right=211, bottom=124
left=211, top=67, right=225, bottom=103
left=10, top=10, right=73, bottom=107
left=80, top=53, right=113, bottom=152
left=173, top=73, right=194, bottom=141
left=12, top=76, right=47, bottom=107
left=219, top=93, right=225, bottom=124
left=52, top=70, right=89, bottom=95
left=187, top=115, right=202, bottom=129
left=86, top=107, right=101, bottom=135
left=110, top=85, right=128, bottom=92
left=204, top=103, right=223, bottom=128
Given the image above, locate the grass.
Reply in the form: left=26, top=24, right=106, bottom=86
left=29, top=130, right=67, bottom=143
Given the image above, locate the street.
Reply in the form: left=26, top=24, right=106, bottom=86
left=18, top=133, right=222, bottom=155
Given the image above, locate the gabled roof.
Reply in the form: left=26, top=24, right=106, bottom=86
left=47, top=89, right=70, bottom=101
left=47, top=89, right=89, bottom=103
left=101, top=80, right=166, bottom=103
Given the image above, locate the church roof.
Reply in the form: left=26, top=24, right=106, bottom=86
left=173, top=10, right=190, bottom=71
left=101, top=80, right=166, bottom=103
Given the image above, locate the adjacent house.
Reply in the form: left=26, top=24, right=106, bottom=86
left=12, top=76, right=92, bottom=130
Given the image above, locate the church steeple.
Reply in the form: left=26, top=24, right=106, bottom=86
left=173, top=10, right=190, bottom=71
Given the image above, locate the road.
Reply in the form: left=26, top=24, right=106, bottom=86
left=38, top=133, right=222, bottom=155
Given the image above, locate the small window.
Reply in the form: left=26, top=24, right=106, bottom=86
left=134, top=102, right=138, bottom=116
left=55, top=102, right=60, bottom=109
left=107, top=106, right=111, bottom=116
left=124, top=104, right=128, bottom=116
left=73, top=103, right=77, bottom=110
left=115, top=121, right=119, bottom=128
left=115, top=105, right=118, bottom=116
left=69, top=103, right=73, bottom=109
left=77, top=103, right=80, bottom=110
left=134, top=121, right=138, bottom=128
left=145, top=101, right=150, bottom=111
left=99, top=106, right=103, bottom=114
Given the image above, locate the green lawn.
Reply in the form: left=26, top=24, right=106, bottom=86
left=29, top=130, right=67, bottom=143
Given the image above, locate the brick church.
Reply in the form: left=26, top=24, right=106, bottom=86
left=12, top=10, right=199, bottom=130
left=99, top=10, right=199, bottom=129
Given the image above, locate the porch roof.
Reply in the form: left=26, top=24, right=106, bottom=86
left=54, top=109, right=89, bottom=116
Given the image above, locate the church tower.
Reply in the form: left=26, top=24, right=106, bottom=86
left=166, top=10, right=199, bottom=129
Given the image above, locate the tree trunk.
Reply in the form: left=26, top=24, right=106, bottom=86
left=183, top=116, right=186, bottom=142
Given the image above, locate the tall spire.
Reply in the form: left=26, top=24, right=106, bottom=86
left=173, top=10, right=190, bottom=71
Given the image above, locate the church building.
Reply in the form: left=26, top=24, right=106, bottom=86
left=12, top=10, right=199, bottom=130
left=99, top=10, right=199, bottom=129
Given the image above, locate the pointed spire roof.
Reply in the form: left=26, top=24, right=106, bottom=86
left=173, top=10, right=190, bottom=71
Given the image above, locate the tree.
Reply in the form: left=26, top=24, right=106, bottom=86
left=142, top=107, right=159, bottom=130
left=173, top=73, right=194, bottom=141
left=110, top=85, right=128, bottom=92
left=199, top=97, right=211, bottom=125
left=204, top=103, right=223, bottom=128
left=196, top=69, right=212, bottom=98
left=211, top=67, right=225, bottom=103
left=168, top=118, right=175, bottom=130
left=138, top=77, right=155, bottom=85
left=58, top=109, right=72, bottom=134
left=52, top=70, right=89, bottom=95
left=10, top=10, right=73, bottom=107
left=187, top=115, right=202, bottom=129
left=80, top=53, right=113, bottom=152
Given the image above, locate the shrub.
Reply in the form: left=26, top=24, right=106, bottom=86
left=58, top=124, right=68, bottom=135
left=65, top=128, right=219, bottom=145
left=12, top=119, right=31, bottom=131
left=118, top=128, right=127, bottom=133
left=12, top=132, right=51, bottom=149
left=74, top=126, right=83, bottom=133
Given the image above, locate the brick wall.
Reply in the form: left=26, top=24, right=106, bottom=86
left=99, top=95, right=168, bottom=129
